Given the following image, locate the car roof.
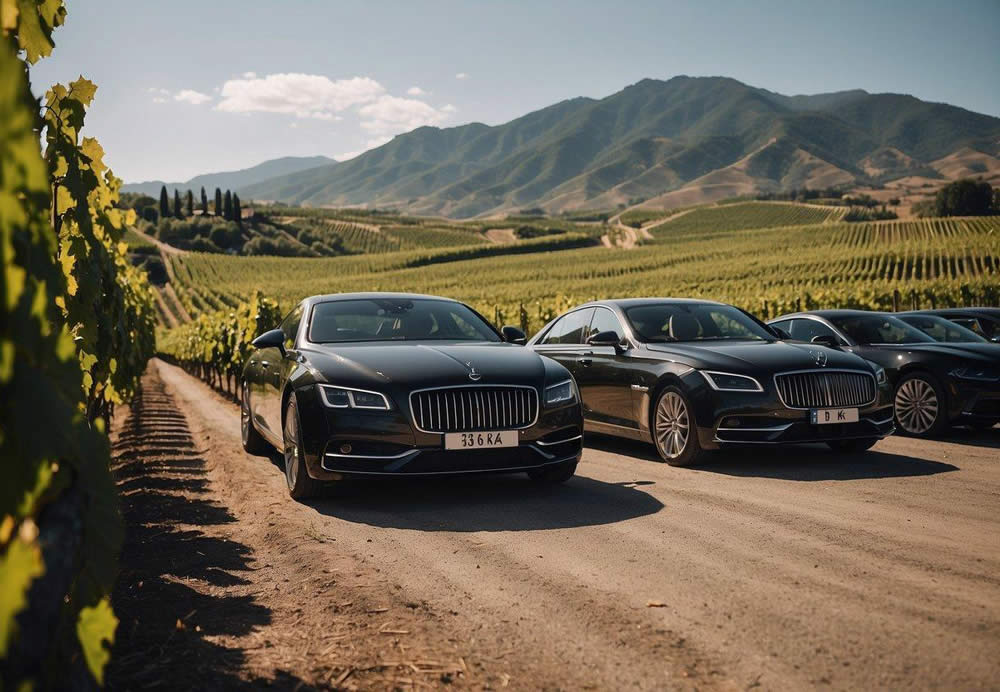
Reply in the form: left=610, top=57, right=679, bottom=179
left=770, top=309, right=888, bottom=321
left=901, top=308, right=1000, bottom=318
left=305, top=292, right=461, bottom=306
left=579, top=297, right=727, bottom=310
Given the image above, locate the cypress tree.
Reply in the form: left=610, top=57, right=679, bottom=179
left=185, top=189, right=194, bottom=217
left=200, top=186, right=208, bottom=215
left=233, top=193, right=243, bottom=225
left=214, top=187, right=222, bottom=216
left=223, top=190, right=233, bottom=220
left=159, top=185, right=169, bottom=217
left=173, top=189, right=182, bottom=218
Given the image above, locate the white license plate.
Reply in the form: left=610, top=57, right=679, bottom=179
left=810, top=408, right=859, bottom=425
left=444, top=430, right=518, bottom=450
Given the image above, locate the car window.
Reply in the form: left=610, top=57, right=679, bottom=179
left=788, top=318, right=843, bottom=344
left=899, top=315, right=987, bottom=343
left=769, top=319, right=792, bottom=335
left=280, top=305, right=304, bottom=349
left=588, top=308, right=625, bottom=342
left=308, top=298, right=500, bottom=343
left=828, top=314, right=935, bottom=345
left=951, top=318, right=989, bottom=338
left=625, top=303, right=773, bottom=342
left=541, top=308, right=594, bottom=345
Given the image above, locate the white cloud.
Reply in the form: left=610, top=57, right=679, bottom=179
left=216, top=73, right=385, bottom=119
left=406, top=86, right=428, bottom=96
left=358, top=95, right=453, bottom=135
left=152, top=96, right=168, bottom=103
left=442, top=103, right=457, bottom=113
left=336, top=136, right=394, bottom=162
left=455, top=72, right=468, bottom=80
left=242, top=71, right=257, bottom=79
left=174, top=89, right=212, bottom=105
left=146, top=87, right=170, bottom=95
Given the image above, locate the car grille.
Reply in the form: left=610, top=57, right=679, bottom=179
left=410, top=386, right=538, bottom=433
left=775, top=370, right=876, bottom=409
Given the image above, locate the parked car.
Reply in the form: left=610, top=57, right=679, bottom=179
left=242, top=293, right=583, bottom=499
left=527, top=299, right=893, bottom=466
left=769, top=310, right=1000, bottom=436
left=902, top=308, right=1000, bottom=342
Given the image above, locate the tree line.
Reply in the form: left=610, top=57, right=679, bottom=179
left=122, top=185, right=246, bottom=224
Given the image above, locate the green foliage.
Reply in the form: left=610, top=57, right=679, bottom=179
left=934, top=179, right=995, bottom=217
left=158, top=184, right=168, bottom=218
left=1, top=5, right=154, bottom=688
left=843, top=206, right=898, bottom=222
left=649, top=202, right=839, bottom=238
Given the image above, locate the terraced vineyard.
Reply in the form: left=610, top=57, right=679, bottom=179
left=162, top=216, right=999, bottom=336
left=650, top=201, right=842, bottom=238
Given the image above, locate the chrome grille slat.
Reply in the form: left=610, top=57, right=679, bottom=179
left=775, top=370, right=876, bottom=410
left=410, top=386, right=538, bottom=433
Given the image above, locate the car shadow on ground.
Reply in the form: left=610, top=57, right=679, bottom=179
left=583, top=433, right=958, bottom=481
left=943, top=426, right=1000, bottom=449
left=307, top=472, right=664, bottom=532
left=109, top=379, right=314, bottom=691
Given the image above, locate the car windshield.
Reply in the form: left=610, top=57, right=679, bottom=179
left=828, top=314, right=936, bottom=345
left=624, top=303, right=774, bottom=343
left=308, top=298, right=500, bottom=343
left=898, top=315, right=987, bottom=343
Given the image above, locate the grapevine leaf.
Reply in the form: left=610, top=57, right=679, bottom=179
left=0, top=533, right=45, bottom=657
left=76, top=597, right=117, bottom=685
left=68, top=76, right=97, bottom=108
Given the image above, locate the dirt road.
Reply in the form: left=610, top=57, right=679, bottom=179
left=109, top=360, right=1000, bottom=690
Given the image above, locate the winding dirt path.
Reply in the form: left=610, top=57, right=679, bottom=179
left=109, top=360, right=1000, bottom=690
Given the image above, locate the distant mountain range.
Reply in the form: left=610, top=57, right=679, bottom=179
left=122, top=156, right=336, bottom=197
left=128, top=77, right=1000, bottom=217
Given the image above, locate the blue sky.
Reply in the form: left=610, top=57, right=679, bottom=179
left=29, top=0, right=1000, bottom=183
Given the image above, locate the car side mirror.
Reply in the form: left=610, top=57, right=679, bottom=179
left=810, top=334, right=840, bottom=348
left=500, top=325, right=527, bottom=345
left=587, top=330, right=624, bottom=350
left=252, top=328, right=286, bottom=355
left=771, top=326, right=791, bottom=340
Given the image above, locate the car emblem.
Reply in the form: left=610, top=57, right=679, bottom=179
left=812, top=349, right=828, bottom=367
left=466, top=361, right=482, bottom=381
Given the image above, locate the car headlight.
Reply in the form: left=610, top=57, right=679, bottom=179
left=699, top=370, right=763, bottom=392
left=318, top=384, right=392, bottom=410
left=873, top=365, right=888, bottom=385
left=544, top=379, right=577, bottom=407
left=949, top=366, right=1000, bottom=382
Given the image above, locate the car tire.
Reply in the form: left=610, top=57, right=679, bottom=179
left=652, top=385, right=704, bottom=466
left=826, top=437, right=879, bottom=453
left=527, top=460, right=577, bottom=483
left=283, top=395, right=324, bottom=500
left=241, top=382, right=271, bottom=455
left=893, top=372, right=948, bottom=438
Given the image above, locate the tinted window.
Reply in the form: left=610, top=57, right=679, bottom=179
left=542, top=308, right=594, bottom=345
left=788, top=318, right=843, bottom=344
left=898, top=315, right=987, bottom=343
left=280, top=305, right=303, bottom=349
left=625, top=303, right=773, bottom=342
left=308, top=298, right=500, bottom=343
left=828, top=314, right=935, bottom=345
left=588, top=308, right=625, bottom=342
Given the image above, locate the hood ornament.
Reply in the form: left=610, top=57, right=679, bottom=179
left=812, top=349, right=828, bottom=367
left=466, top=361, right=482, bottom=381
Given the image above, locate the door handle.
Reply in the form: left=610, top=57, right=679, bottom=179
left=577, top=356, right=593, bottom=367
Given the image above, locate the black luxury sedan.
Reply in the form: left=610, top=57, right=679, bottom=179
left=527, top=299, right=893, bottom=466
left=896, top=313, right=991, bottom=344
left=898, top=308, right=1000, bottom=342
left=241, top=293, right=584, bottom=499
left=769, top=310, right=1000, bottom=436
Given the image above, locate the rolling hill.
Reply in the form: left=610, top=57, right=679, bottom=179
left=123, top=155, right=337, bottom=197
left=234, top=78, right=1000, bottom=216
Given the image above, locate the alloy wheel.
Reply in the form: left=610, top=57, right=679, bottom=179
left=284, top=404, right=300, bottom=488
left=895, top=377, right=939, bottom=435
left=655, top=391, right=690, bottom=459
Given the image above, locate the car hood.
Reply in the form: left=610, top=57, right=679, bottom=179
left=299, top=341, right=550, bottom=387
left=868, top=342, right=1000, bottom=363
left=642, top=339, right=873, bottom=374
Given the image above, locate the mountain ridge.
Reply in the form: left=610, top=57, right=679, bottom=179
left=122, top=155, right=337, bottom=197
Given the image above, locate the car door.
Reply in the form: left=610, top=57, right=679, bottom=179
left=575, top=306, right=637, bottom=428
left=262, top=304, right=303, bottom=437
left=532, top=307, right=594, bottom=383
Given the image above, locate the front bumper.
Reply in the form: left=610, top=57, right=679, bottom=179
left=677, top=370, right=896, bottom=449
left=294, top=384, right=583, bottom=480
